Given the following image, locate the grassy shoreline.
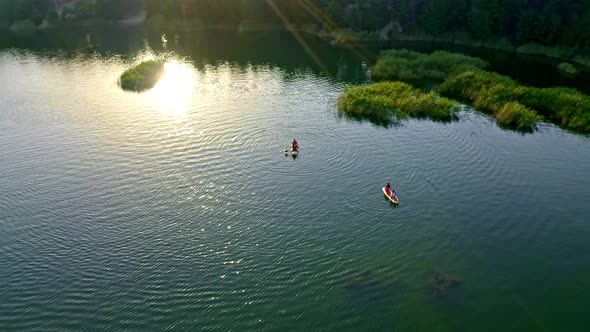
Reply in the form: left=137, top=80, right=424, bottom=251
left=339, top=50, right=590, bottom=132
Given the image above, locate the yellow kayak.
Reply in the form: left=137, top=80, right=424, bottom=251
left=382, top=187, right=400, bottom=204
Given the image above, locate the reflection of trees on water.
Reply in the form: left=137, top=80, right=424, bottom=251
left=0, top=28, right=371, bottom=84
left=0, top=25, right=146, bottom=56
left=3, top=27, right=588, bottom=91
left=141, top=30, right=372, bottom=83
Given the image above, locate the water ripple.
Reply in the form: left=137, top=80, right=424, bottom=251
left=1, top=48, right=590, bottom=332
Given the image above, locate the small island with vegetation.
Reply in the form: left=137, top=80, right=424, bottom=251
left=119, top=60, right=165, bottom=92
left=338, top=82, right=457, bottom=126
left=339, top=50, right=590, bottom=132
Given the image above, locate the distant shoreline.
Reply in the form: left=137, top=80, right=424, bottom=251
left=3, top=20, right=589, bottom=70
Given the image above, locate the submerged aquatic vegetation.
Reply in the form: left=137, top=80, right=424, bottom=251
left=371, top=49, right=489, bottom=86
left=120, top=60, right=165, bottom=92
left=347, top=271, right=380, bottom=293
left=345, top=270, right=403, bottom=306
left=427, top=268, right=462, bottom=296
left=337, top=81, right=457, bottom=125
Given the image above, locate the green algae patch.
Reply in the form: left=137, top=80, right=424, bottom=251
left=337, top=81, right=457, bottom=126
left=120, top=60, right=165, bottom=92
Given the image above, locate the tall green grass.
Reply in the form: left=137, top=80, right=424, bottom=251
left=371, top=49, right=489, bottom=86
left=337, top=82, right=457, bottom=125
left=522, top=87, right=590, bottom=132
left=439, top=69, right=590, bottom=131
left=120, top=60, right=165, bottom=92
left=366, top=49, right=590, bottom=132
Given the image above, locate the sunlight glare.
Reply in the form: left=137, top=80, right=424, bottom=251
left=147, top=62, right=194, bottom=116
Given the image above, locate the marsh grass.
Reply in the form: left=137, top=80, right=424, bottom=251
left=365, top=49, right=590, bottom=132
left=439, top=69, right=590, bottom=132
left=371, top=49, right=489, bottom=87
left=337, top=82, right=457, bottom=126
left=522, top=87, right=590, bottom=132
left=120, top=60, right=165, bottom=92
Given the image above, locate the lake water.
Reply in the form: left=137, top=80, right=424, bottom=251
left=1, top=28, right=590, bottom=331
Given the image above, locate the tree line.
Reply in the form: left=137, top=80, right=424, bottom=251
left=0, top=0, right=142, bottom=24
left=145, top=0, right=590, bottom=48
left=1, top=0, right=589, bottom=49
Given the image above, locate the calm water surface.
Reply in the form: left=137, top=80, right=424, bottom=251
left=1, top=29, right=590, bottom=331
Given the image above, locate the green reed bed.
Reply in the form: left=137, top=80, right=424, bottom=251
left=371, top=49, right=489, bottom=86
left=120, top=60, right=165, bottom=92
left=337, top=82, right=457, bottom=125
left=522, top=87, right=590, bottom=132
left=439, top=69, right=590, bottom=132
left=363, top=49, right=590, bottom=132
left=438, top=70, right=540, bottom=130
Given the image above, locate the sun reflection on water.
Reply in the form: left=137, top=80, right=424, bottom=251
left=146, top=62, right=194, bottom=116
